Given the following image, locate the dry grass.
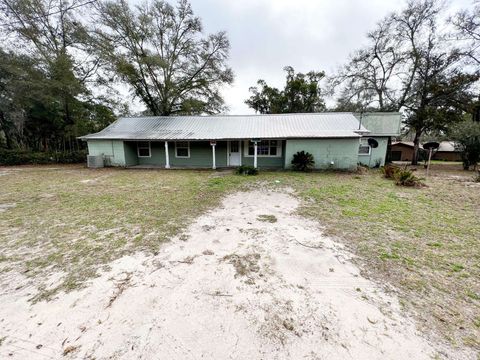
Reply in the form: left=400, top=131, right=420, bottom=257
left=0, top=163, right=478, bottom=352
left=0, top=165, right=255, bottom=300
left=263, top=163, right=479, bottom=352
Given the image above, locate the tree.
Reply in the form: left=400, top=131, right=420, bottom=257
left=0, top=48, right=115, bottom=151
left=450, top=119, right=480, bottom=170
left=332, top=0, right=479, bottom=165
left=245, top=66, right=326, bottom=114
left=450, top=1, right=480, bottom=122
left=331, top=19, right=405, bottom=112
left=450, top=0, right=480, bottom=65
left=0, top=0, right=113, bottom=151
left=91, top=0, right=233, bottom=116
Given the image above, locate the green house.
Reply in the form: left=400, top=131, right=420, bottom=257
left=80, top=112, right=401, bottom=170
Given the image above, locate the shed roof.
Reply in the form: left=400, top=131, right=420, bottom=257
left=80, top=113, right=369, bottom=141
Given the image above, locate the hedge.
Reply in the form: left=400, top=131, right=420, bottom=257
left=0, top=150, right=87, bottom=166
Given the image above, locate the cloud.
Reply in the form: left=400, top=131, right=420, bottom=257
left=188, top=0, right=411, bottom=114
left=130, top=0, right=473, bottom=114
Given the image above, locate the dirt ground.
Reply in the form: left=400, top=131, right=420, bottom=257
left=1, top=188, right=473, bottom=359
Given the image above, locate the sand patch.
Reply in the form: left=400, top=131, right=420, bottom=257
left=0, top=189, right=470, bottom=359
left=0, top=203, right=16, bottom=213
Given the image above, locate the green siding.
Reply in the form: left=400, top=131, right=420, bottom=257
left=124, top=142, right=138, bottom=166
left=136, top=141, right=166, bottom=166
left=284, top=138, right=359, bottom=170
left=134, top=141, right=227, bottom=168
left=354, top=112, right=401, bottom=136
left=170, top=141, right=227, bottom=168
left=87, top=140, right=126, bottom=166
left=358, top=136, right=389, bottom=167
left=240, top=140, right=285, bottom=168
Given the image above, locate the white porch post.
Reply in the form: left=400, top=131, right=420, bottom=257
left=253, top=141, right=258, bottom=169
left=164, top=141, right=170, bottom=169
left=212, top=143, right=216, bottom=170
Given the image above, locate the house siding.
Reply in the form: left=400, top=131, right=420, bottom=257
left=124, top=141, right=138, bottom=166
left=390, top=144, right=415, bottom=162
left=134, top=141, right=228, bottom=168
left=358, top=136, right=389, bottom=167
left=284, top=138, right=359, bottom=170
left=432, top=151, right=462, bottom=161
left=87, top=140, right=126, bottom=166
left=241, top=141, right=285, bottom=168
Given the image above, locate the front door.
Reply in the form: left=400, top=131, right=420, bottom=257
left=228, top=141, right=241, bottom=166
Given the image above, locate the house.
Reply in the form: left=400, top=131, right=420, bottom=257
left=432, top=141, right=462, bottom=161
left=80, top=112, right=401, bottom=170
left=390, top=141, right=416, bottom=161
left=391, top=141, right=462, bottom=162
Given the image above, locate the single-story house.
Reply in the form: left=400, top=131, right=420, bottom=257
left=80, top=112, right=401, bottom=170
left=432, top=141, right=462, bottom=161
left=391, top=141, right=462, bottom=162
left=390, top=141, right=416, bottom=161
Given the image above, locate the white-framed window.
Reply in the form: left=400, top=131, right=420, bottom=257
left=137, top=141, right=151, bottom=157
left=244, top=140, right=282, bottom=157
left=358, top=140, right=371, bottom=155
left=175, top=141, right=190, bottom=158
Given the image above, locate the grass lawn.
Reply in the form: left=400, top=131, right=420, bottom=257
left=0, top=163, right=478, bottom=352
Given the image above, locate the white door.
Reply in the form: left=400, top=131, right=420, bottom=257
left=228, top=141, right=241, bottom=166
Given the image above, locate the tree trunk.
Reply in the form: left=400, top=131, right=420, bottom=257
left=411, top=130, right=422, bottom=165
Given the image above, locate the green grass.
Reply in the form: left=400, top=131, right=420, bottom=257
left=0, top=163, right=478, bottom=351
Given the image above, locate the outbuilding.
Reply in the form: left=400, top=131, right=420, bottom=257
left=80, top=112, right=401, bottom=170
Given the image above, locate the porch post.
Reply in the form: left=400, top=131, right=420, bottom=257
left=164, top=141, right=170, bottom=169
left=253, top=141, right=258, bottom=169
left=211, top=143, right=216, bottom=170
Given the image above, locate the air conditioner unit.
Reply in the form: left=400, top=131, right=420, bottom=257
left=87, top=154, right=104, bottom=168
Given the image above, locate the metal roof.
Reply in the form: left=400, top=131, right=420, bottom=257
left=392, top=141, right=461, bottom=152
left=79, top=113, right=369, bottom=141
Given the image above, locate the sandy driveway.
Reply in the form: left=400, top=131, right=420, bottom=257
left=1, top=189, right=449, bottom=359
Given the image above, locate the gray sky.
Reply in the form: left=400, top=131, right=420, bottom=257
left=184, top=0, right=471, bottom=114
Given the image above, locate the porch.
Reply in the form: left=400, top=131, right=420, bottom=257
left=123, top=140, right=286, bottom=169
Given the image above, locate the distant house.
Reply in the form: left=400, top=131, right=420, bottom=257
left=80, top=112, right=401, bottom=170
left=391, top=141, right=462, bottom=162
left=433, top=141, right=462, bottom=161
left=390, top=141, right=416, bottom=161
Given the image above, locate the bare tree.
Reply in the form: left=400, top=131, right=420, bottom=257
left=332, top=19, right=405, bottom=111
left=450, top=0, right=480, bottom=65
left=332, top=0, right=479, bottom=165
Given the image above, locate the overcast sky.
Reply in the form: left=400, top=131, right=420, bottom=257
left=179, top=0, right=471, bottom=115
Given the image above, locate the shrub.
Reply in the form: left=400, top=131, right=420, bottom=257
left=236, top=165, right=258, bottom=175
left=291, top=151, right=315, bottom=172
left=381, top=164, right=400, bottom=179
left=0, top=149, right=87, bottom=166
left=473, top=171, right=480, bottom=183
left=393, top=167, right=425, bottom=187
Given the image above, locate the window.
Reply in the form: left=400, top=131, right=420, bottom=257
left=245, top=140, right=281, bottom=157
left=358, top=140, right=371, bottom=155
left=137, top=141, right=151, bottom=157
left=175, top=141, right=190, bottom=158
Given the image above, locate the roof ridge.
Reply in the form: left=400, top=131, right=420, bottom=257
left=119, top=112, right=356, bottom=120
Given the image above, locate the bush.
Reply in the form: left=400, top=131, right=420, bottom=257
left=393, top=167, right=425, bottom=187
left=291, top=151, right=315, bottom=172
left=0, top=149, right=87, bottom=166
left=236, top=165, right=258, bottom=175
left=474, top=171, right=480, bottom=183
left=381, top=164, right=400, bottom=179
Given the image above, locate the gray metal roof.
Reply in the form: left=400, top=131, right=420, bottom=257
left=80, top=113, right=370, bottom=141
